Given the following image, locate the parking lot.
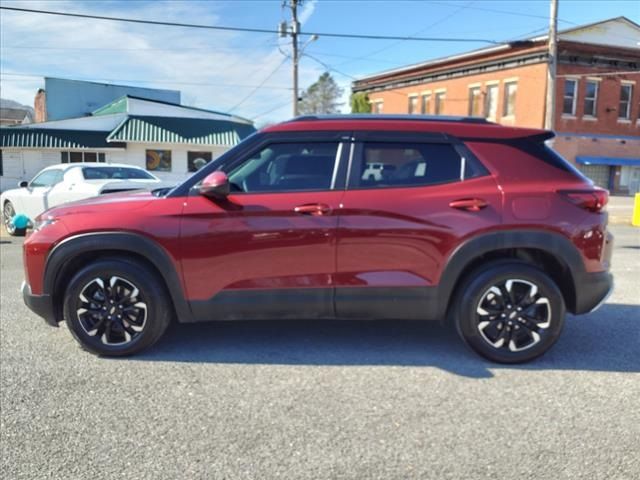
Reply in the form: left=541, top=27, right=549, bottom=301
left=1, top=225, right=638, bottom=480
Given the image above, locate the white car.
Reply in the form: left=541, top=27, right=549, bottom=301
left=1, top=163, right=164, bottom=236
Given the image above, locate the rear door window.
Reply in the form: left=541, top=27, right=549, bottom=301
left=351, top=142, right=468, bottom=189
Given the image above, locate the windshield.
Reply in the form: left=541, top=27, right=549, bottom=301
left=82, top=167, right=156, bottom=180
left=30, top=169, right=64, bottom=187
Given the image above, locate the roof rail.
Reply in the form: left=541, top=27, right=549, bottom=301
left=290, top=114, right=493, bottom=124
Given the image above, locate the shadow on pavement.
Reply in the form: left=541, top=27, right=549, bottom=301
left=130, top=302, right=640, bottom=377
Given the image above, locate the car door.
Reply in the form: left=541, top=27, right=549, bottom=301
left=335, top=132, right=502, bottom=320
left=47, top=166, right=99, bottom=206
left=46, top=167, right=82, bottom=208
left=18, top=169, right=65, bottom=220
left=180, top=133, right=350, bottom=321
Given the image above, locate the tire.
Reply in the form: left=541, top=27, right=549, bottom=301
left=3, top=201, right=26, bottom=236
left=63, top=258, right=172, bottom=356
left=453, top=261, right=565, bottom=363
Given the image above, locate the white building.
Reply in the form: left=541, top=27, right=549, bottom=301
left=0, top=96, right=255, bottom=191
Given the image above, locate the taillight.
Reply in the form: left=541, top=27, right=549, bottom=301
left=558, top=189, right=609, bottom=213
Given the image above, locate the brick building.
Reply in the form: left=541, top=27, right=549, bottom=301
left=352, top=17, right=640, bottom=195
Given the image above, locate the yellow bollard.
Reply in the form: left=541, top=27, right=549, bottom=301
left=633, top=193, right=640, bottom=227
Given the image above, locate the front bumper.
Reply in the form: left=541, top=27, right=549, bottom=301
left=572, top=271, right=614, bottom=315
left=21, top=281, right=58, bottom=327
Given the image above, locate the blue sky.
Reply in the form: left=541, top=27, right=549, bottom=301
left=1, top=0, right=638, bottom=124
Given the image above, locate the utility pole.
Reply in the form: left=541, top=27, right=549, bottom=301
left=281, top=1, right=316, bottom=117
left=545, top=0, right=559, bottom=130
left=290, top=0, right=300, bottom=117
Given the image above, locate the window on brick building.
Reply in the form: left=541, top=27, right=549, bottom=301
left=484, top=84, right=498, bottom=120
left=619, top=83, right=633, bottom=120
left=434, top=92, right=446, bottom=115
left=372, top=100, right=383, bottom=114
left=503, top=82, right=517, bottom=117
left=421, top=94, right=431, bottom=114
left=584, top=80, right=599, bottom=117
left=408, top=95, right=418, bottom=114
left=563, top=79, right=578, bottom=115
left=468, top=87, right=482, bottom=116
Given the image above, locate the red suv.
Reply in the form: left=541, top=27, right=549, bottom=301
left=20, top=115, right=613, bottom=363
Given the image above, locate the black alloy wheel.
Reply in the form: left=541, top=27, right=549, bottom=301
left=454, top=262, right=565, bottom=363
left=64, top=258, right=172, bottom=356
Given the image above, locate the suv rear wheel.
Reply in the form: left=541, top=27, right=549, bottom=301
left=63, top=258, right=172, bottom=356
left=453, top=262, right=565, bottom=363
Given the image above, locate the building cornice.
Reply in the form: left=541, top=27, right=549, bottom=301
left=353, top=50, right=549, bottom=94
left=353, top=40, right=639, bottom=94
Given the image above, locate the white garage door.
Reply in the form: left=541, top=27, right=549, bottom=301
left=0, top=150, right=24, bottom=192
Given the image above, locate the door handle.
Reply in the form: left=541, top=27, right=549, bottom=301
left=449, top=198, right=488, bottom=212
left=294, top=203, right=331, bottom=216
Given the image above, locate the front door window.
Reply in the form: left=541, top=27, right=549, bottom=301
left=227, top=142, right=340, bottom=193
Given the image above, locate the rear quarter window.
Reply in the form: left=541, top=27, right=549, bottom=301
left=511, top=139, right=586, bottom=177
left=464, top=139, right=590, bottom=183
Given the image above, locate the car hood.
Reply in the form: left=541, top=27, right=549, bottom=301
left=44, top=190, right=159, bottom=218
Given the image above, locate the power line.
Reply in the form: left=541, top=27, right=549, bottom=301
left=429, top=1, right=578, bottom=25
left=303, top=54, right=358, bottom=80
left=0, top=6, right=279, bottom=34
left=253, top=99, right=293, bottom=119
left=501, top=26, right=550, bottom=43
left=0, top=43, right=279, bottom=52
left=0, top=6, right=500, bottom=44
left=301, top=50, right=399, bottom=64
left=339, top=0, right=477, bottom=67
left=227, top=57, right=290, bottom=113
left=0, top=72, right=292, bottom=90
left=430, top=1, right=640, bottom=43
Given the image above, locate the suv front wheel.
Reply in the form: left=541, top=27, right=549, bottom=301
left=454, top=262, right=565, bottom=363
left=63, top=258, right=172, bottom=356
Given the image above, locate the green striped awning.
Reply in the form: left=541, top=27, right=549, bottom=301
left=0, top=128, right=117, bottom=149
left=107, top=115, right=255, bottom=146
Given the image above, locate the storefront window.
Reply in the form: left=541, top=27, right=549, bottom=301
left=146, top=150, right=172, bottom=172
left=188, top=151, right=212, bottom=172
left=61, top=151, right=105, bottom=163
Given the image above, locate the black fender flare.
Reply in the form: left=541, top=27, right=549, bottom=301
left=44, top=232, right=194, bottom=323
left=437, top=229, right=584, bottom=318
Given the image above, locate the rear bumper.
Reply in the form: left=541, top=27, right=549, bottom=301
left=572, top=271, right=614, bottom=314
left=21, top=281, right=58, bottom=327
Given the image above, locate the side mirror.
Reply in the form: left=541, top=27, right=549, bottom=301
left=19, top=181, right=29, bottom=188
left=198, top=171, right=230, bottom=199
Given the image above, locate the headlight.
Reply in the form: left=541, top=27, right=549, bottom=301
left=33, top=216, right=57, bottom=232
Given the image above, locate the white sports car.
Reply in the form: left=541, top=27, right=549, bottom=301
left=1, top=163, right=164, bottom=236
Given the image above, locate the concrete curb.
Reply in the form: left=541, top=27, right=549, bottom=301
left=609, top=217, right=634, bottom=226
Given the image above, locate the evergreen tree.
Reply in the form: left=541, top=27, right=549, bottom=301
left=350, top=92, right=371, bottom=113
left=298, top=72, right=344, bottom=114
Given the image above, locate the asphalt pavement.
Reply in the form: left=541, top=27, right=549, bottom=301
left=1, top=226, right=639, bottom=480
